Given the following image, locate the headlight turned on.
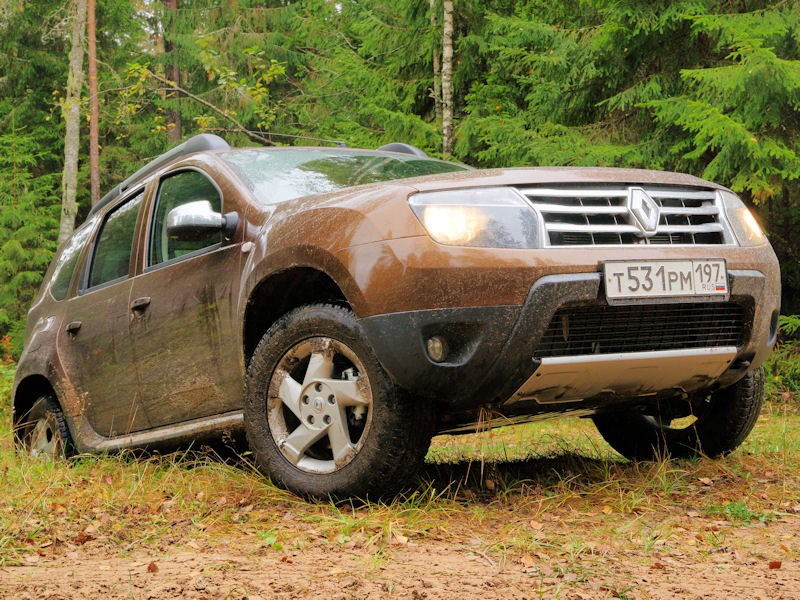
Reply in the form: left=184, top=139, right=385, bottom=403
left=719, top=190, right=767, bottom=247
left=409, top=187, right=540, bottom=248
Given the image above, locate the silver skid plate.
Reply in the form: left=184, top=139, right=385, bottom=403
left=505, top=347, right=738, bottom=405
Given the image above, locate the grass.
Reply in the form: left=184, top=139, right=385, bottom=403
left=2, top=360, right=800, bottom=590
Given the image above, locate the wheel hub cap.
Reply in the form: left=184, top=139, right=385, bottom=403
left=267, top=337, right=372, bottom=475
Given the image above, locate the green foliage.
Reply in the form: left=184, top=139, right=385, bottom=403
left=766, top=316, right=800, bottom=395
left=779, top=315, right=800, bottom=338
left=280, top=0, right=442, bottom=149
left=2, top=0, right=800, bottom=345
left=707, top=499, right=775, bottom=524
left=195, top=38, right=286, bottom=131
left=765, top=338, right=800, bottom=395
left=648, top=5, right=800, bottom=202
left=0, top=126, right=60, bottom=352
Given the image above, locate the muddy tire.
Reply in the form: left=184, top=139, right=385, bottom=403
left=16, top=396, right=74, bottom=459
left=244, top=304, right=434, bottom=499
left=593, top=368, right=764, bottom=460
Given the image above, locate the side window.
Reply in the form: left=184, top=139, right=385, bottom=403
left=50, top=218, right=98, bottom=300
left=149, top=170, right=222, bottom=266
left=87, top=191, right=143, bottom=289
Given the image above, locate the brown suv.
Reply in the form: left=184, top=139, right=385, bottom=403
left=13, top=134, right=780, bottom=497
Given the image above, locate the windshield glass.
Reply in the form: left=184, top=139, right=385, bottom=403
left=221, top=148, right=468, bottom=205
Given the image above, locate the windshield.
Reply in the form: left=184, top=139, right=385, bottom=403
left=221, top=148, right=468, bottom=205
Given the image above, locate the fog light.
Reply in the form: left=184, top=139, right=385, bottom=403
left=426, top=336, right=448, bottom=363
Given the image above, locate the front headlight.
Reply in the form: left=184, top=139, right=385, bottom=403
left=408, top=187, right=540, bottom=248
left=719, top=190, right=766, bottom=246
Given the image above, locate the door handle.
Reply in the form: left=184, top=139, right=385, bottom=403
left=130, top=296, right=151, bottom=312
left=66, top=321, right=82, bottom=335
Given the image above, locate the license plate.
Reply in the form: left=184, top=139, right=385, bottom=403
left=604, top=259, right=728, bottom=300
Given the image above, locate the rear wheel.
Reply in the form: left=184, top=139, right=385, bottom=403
left=245, top=304, right=434, bottom=498
left=593, top=368, right=764, bottom=460
left=16, top=396, right=74, bottom=459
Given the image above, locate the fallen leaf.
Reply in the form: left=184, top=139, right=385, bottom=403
left=529, top=520, right=544, bottom=530
left=103, top=475, right=113, bottom=485
left=520, top=554, right=536, bottom=568
left=280, top=555, right=293, bottom=564
left=686, top=510, right=701, bottom=518
left=699, top=477, right=714, bottom=486
left=650, top=562, right=667, bottom=570
left=74, top=532, right=95, bottom=545
left=769, top=560, right=782, bottom=570
left=780, top=544, right=790, bottom=554
left=392, top=532, right=409, bottom=545
left=602, top=505, right=613, bottom=515
left=147, top=561, right=159, bottom=573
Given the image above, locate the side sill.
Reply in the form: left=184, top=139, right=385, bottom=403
left=73, top=411, right=244, bottom=452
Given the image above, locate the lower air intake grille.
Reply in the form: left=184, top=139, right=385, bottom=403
left=536, top=302, right=746, bottom=358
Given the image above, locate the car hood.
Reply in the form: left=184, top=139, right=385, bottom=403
left=400, top=166, right=728, bottom=192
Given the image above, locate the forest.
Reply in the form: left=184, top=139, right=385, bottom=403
left=1, top=0, right=799, bottom=371
left=2, top=4, right=800, bottom=595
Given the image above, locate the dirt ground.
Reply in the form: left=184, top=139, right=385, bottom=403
left=2, top=507, right=798, bottom=600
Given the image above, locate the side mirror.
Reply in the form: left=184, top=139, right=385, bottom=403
left=166, top=200, right=239, bottom=241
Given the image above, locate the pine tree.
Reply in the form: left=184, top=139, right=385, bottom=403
left=0, top=126, right=61, bottom=356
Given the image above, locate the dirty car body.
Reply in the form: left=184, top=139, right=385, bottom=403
left=13, top=134, right=780, bottom=497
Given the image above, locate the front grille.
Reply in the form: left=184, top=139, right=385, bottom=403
left=519, top=186, right=730, bottom=246
left=535, top=302, right=746, bottom=358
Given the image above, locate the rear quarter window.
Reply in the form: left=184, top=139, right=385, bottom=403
left=48, top=218, right=98, bottom=301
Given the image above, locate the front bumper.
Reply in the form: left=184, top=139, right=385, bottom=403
left=359, top=270, right=778, bottom=425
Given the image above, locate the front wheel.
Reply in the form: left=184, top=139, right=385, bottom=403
left=16, top=396, right=74, bottom=459
left=593, top=368, right=764, bottom=460
left=244, top=304, right=434, bottom=498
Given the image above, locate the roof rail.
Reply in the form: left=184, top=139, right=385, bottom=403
left=87, top=134, right=230, bottom=218
left=376, top=142, right=428, bottom=158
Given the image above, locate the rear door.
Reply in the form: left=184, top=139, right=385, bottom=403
left=128, top=167, right=244, bottom=428
left=56, top=189, right=150, bottom=437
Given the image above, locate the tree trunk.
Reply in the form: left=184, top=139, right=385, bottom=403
left=59, top=0, right=88, bottom=245
left=442, top=0, right=454, bottom=156
left=87, top=0, right=100, bottom=206
left=430, top=0, right=442, bottom=122
left=163, top=0, right=181, bottom=144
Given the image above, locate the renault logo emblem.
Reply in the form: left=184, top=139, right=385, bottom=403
left=627, top=187, right=660, bottom=237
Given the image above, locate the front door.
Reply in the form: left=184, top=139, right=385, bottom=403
left=129, top=169, right=243, bottom=428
